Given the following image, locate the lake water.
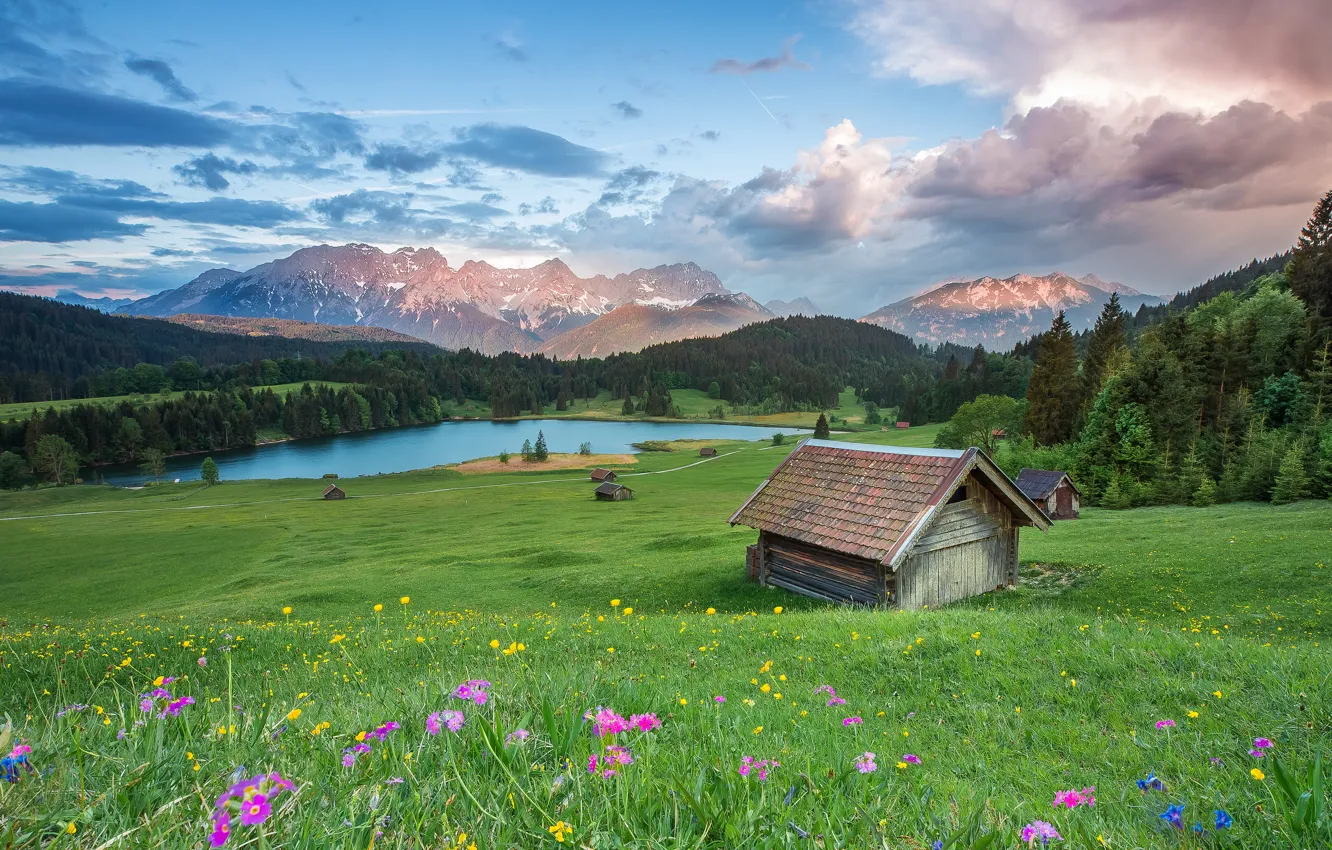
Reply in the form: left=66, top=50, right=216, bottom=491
left=91, top=419, right=807, bottom=486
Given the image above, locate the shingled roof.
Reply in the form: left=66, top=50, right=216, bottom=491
left=1015, top=468, right=1079, bottom=500
left=729, top=439, right=1048, bottom=566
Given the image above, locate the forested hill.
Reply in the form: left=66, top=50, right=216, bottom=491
left=1132, top=251, right=1293, bottom=326
left=0, top=293, right=441, bottom=402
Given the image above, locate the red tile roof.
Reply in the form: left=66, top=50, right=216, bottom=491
left=729, top=441, right=971, bottom=563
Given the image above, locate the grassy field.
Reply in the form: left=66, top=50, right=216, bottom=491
left=0, top=433, right=1328, bottom=847
left=0, top=382, right=349, bottom=421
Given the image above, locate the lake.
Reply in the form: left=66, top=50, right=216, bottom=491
left=91, top=419, right=808, bottom=486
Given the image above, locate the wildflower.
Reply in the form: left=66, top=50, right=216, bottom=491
left=1250, top=768, right=1265, bottom=781
left=630, top=713, right=662, bottom=732
left=489, top=639, right=500, bottom=649
left=1155, top=719, right=1176, bottom=729
left=365, top=721, right=400, bottom=741
left=843, top=716, right=863, bottom=727
left=161, top=696, right=195, bottom=717
left=738, top=755, right=778, bottom=781
left=588, top=744, right=633, bottom=778
left=855, top=752, right=878, bottom=774
left=452, top=680, right=491, bottom=705
left=1020, top=820, right=1063, bottom=845
left=1253, top=737, right=1273, bottom=750
left=714, top=695, right=726, bottom=703
left=588, top=707, right=629, bottom=737
left=209, top=772, right=294, bottom=846
left=373, top=603, right=383, bottom=612
left=65, top=823, right=76, bottom=835
left=1186, top=710, right=1199, bottom=719
left=198, top=656, right=208, bottom=667
left=1136, top=771, right=1166, bottom=792
left=1214, top=809, right=1232, bottom=829
left=1052, top=787, right=1095, bottom=809
left=286, top=708, right=301, bottom=722
left=400, top=596, right=410, bottom=605
left=622, top=607, right=632, bottom=615
left=896, top=761, right=908, bottom=769
left=1160, top=803, right=1185, bottom=829
left=774, top=606, right=783, bottom=614
left=547, top=821, right=572, bottom=843
left=428, top=710, right=464, bottom=734
left=329, top=634, right=345, bottom=644
left=505, top=728, right=530, bottom=745
left=706, top=608, right=716, bottom=615
left=902, top=753, right=921, bottom=764
left=611, top=599, right=621, bottom=607
left=282, top=606, right=292, bottom=615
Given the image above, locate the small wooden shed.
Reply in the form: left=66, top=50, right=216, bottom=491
left=322, top=484, right=346, bottom=500
left=595, top=482, right=634, bottom=501
left=729, top=439, right=1049, bottom=609
left=895, top=421, right=910, bottom=429
left=699, top=447, right=718, bottom=457
left=590, top=468, right=617, bottom=482
left=1015, top=469, right=1080, bottom=520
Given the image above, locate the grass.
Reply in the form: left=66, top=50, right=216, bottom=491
left=0, top=382, right=348, bottom=421
left=0, top=436, right=1328, bottom=847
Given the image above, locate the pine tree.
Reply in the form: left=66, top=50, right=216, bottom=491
left=1100, top=476, right=1131, bottom=509
left=1272, top=442, right=1311, bottom=504
left=1289, top=188, right=1332, bottom=329
left=813, top=413, right=830, bottom=439
left=1191, top=477, right=1217, bottom=507
left=1081, top=293, right=1128, bottom=405
left=201, top=456, right=219, bottom=485
left=521, top=439, right=533, bottom=462
left=1024, top=311, right=1080, bottom=445
left=621, top=396, right=635, bottom=415
left=1175, top=444, right=1205, bottom=505
left=534, top=430, right=549, bottom=462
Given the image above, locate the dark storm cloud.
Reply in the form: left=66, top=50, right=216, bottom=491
left=308, top=189, right=458, bottom=238
left=0, top=200, right=147, bottom=242
left=0, top=81, right=233, bottom=147
left=124, top=57, right=196, bottom=101
left=443, top=124, right=612, bottom=178
left=173, top=153, right=259, bottom=191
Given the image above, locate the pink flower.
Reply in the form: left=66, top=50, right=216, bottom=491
left=505, top=728, right=530, bottom=745
left=738, top=756, right=778, bottom=781
left=426, top=712, right=442, bottom=736
left=1253, top=737, right=1273, bottom=749
left=452, top=680, right=491, bottom=705
left=630, top=713, right=662, bottom=732
left=902, top=753, right=921, bottom=764
left=587, top=707, right=630, bottom=738
left=1052, top=787, right=1095, bottom=809
left=714, top=695, right=726, bottom=703
left=843, top=716, right=863, bottom=726
left=238, top=794, right=271, bottom=826
left=1155, top=719, right=1176, bottom=729
left=198, top=656, right=208, bottom=667
left=855, top=752, right=878, bottom=774
left=587, top=745, right=634, bottom=778
left=1021, top=820, right=1062, bottom=844
left=828, top=696, right=847, bottom=706
left=209, top=813, right=230, bottom=847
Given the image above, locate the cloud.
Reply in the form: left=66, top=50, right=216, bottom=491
left=710, top=37, right=810, bottom=75
left=0, top=200, right=148, bottom=242
left=596, top=165, right=665, bottom=206
left=364, top=143, right=443, bottom=174
left=697, top=129, right=721, bottom=141
left=308, top=188, right=457, bottom=237
left=70, top=195, right=303, bottom=228
left=443, top=124, right=613, bottom=177
left=446, top=202, right=509, bottom=220
left=0, top=81, right=232, bottom=147
left=611, top=101, right=643, bottom=119
left=173, top=153, right=259, bottom=191
left=494, top=32, right=528, bottom=62
left=151, top=247, right=192, bottom=257
left=124, top=57, right=197, bottom=102
left=518, top=197, right=559, bottom=215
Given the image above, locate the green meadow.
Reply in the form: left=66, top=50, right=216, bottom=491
left=0, top=428, right=1328, bottom=847
left=0, top=382, right=349, bottom=421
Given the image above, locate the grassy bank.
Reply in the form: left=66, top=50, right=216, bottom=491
left=0, top=432, right=1327, bottom=847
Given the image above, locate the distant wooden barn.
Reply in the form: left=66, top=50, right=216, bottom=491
left=699, top=447, right=718, bottom=457
left=1015, top=469, right=1080, bottom=520
left=595, top=482, right=634, bottom=501
left=590, top=468, right=617, bottom=482
left=895, top=421, right=910, bottom=429
left=322, top=484, right=346, bottom=500
left=991, top=428, right=1007, bottom=440
left=729, top=439, right=1049, bottom=609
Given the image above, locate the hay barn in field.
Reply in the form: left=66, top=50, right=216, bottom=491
left=1015, top=469, right=1080, bottom=520
left=699, top=447, right=718, bottom=457
left=322, top=484, right=345, bottom=500
left=729, top=439, right=1049, bottom=609
left=595, top=482, right=634, bottom=501
left=590, top=468, right=617, bottom=482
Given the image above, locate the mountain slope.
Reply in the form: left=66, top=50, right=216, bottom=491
left=165, top=314, right=433, bottom=345
left=54, top=291, right=134, bottom=312
left=539, top=293, right=773, bottom=359
left=120, top=245, right=730, bottom=355
left=764, top=297, right=821, bottom=317
left=861, top=272, right=1162, bottom=348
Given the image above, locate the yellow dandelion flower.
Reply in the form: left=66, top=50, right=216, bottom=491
left=611, top=599, right=621, bottom=607
left=489, top=639, right=500, bottom=649
left=373, top=603, right=383, bottom=612
left=773, top=606, right=783, bottom=614
left=1250, top=768, right=1265, bottom=781
left=623, top=607, right=632, bottom=615
left=706, top=607, right=716, bottom=615
left=287, top=708, right=302, bottom=721
left=282, top=606, right=292, bottom=615
left=399, top=596, right=410, bottom=605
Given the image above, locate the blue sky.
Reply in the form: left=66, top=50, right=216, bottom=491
left=2, top=0, right=1328, bottom=314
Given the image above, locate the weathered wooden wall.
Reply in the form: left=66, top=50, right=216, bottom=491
left=896, top=474, right=1015, bottom=610
left=758, top=531, right=887, bottom=605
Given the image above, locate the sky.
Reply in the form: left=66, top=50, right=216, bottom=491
left=1, top=0, right=1329, bottom=315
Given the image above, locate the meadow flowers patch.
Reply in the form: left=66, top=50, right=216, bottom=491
left=209, top=771, right=294, bottom=846
left=1020, top=820, right=1062, bottom=844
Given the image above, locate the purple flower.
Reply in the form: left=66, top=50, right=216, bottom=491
left=1160, top=803, right=1185, bottom=829
left=587, top=707, right=630, bottom=738
left=1249, top=748, right=1265, bottom=759
left=440, top=710, right=464, bottom=732
left=426, top=712, right=442, bottom=736
left=1214, top=809, right=1233, bottom=829
left=365, top=721, right=400, bottom=741
left=209, top=812, right=231, bottom=847
left=210, top=772, right=293, bottom=845
left=1052, top=787, right=1095, bottom=809
left=714, top=695, right=726, bottom=704
left=161, top=696, right=195, bottom=717
left=341, top=753, right=355, bottom=769
left=452, top=680, right=491, bottom=705
left=1155, top=719, right=1176, bottom=729
left=855, top=752, right=878, bottom=774
left=139, top=698, right=154, bottom=714
left=386, top=777, right=404, bottom=786
left=505, top=728, right=530, bottom=746
left=630, top=713, right=662, bottom=732
left=1136, top=771, right=1166, bottom=792
left=827, top=696, right=847, bottom=706
left=238, top=794, right=271, bottom=826
left=902, top=753, right=921, bottom=765
left=587, top=744, right=634, bottom=779
left=843, top=716, right=863, bottom=727
left=738, top=755, right=778, bottom=781
left=1253, top=737, right=1273, bottom=749
left=1020, top=820, right=1062, bottom=844
left=198, top=656, right=208, bottom=667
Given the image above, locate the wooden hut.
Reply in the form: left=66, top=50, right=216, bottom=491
left=729, top=439, right=1049, bottom=609
left=590, top=468, right=617, bottom=483
left=322, top=484, right=346, bottom=500
left=699, top=447, right=718, bottom=457
left=595, top=482, right=634, bottom=501
left=895, top=421, right=911, bottom=429
left=1015, top=469, right=1080, bottom=520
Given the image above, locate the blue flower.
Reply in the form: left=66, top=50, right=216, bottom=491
left=933, top=842, right=943, bottom=850
left=1160, top=803, right=1185, bottom=829
left=1136, top=771, right=1166, bottom=792
left=1193, top=823, right=1206, bottom=834
left=1214, top=809, right=1233, bottom=829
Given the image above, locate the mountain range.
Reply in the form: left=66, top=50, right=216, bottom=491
left=117, top=244, right=772, bottom=355
left=860, top=272, right=1163, bottom=348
